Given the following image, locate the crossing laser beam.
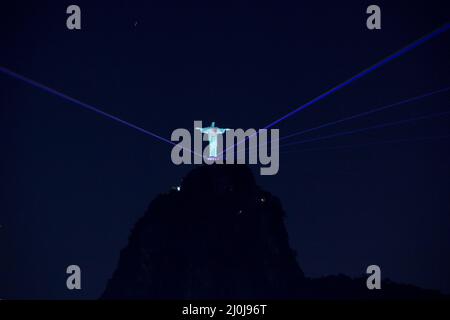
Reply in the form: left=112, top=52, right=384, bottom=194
left=219, top=22, right=450, bottom=157
left=280, top=86, right=450, bottom=142
left=264, top=23, right=450, bottom=130
left=0, top=66, right=202, bottom=157
left=280, top=109, right=450, bottom=148
left=246, top=85, right=450, bottom=153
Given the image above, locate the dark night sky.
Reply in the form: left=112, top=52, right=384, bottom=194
left=1, top=0, right=450, bottom=299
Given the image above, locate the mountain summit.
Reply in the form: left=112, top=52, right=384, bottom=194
left=102, top=165, right=304, bottom=299
left=102, top=165, right=443, bottom=299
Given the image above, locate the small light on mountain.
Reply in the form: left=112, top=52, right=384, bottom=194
left=260, top=197, right=265, bottom=203
left=176, top=186, right=181, bottom=191
left=238, top=210, right=243, bottom=214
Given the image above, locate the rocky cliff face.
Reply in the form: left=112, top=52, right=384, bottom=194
left=102, top=164, right=444, bottom=299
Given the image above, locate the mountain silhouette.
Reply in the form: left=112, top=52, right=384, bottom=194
left=102, top=165, right=445, bottom=299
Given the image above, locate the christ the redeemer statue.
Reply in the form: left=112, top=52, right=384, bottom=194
left=196, top=122, right=230, bottom=158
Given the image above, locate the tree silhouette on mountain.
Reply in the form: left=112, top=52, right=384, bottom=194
left=102, top=165, right=444, bottom=299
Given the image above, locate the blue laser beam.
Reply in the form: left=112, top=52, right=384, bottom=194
left=246, top=85, right=450, bottom=153
left=280, top=86, right=450, bottom=142
left=0, top=66, right=202, bottom=157
left=264, top=23, right=450, bottom=130
left=219, top=22, right=450, bottom=157
left=280, top=109, right=450, bottom=148
left=280, top=134, right=450, bottom=154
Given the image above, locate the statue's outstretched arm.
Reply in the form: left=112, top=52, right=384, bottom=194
left=195, top=127, right=207, bottom=133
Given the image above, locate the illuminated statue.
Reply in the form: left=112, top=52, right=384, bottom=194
left=195, top=122, right=230, bottom=158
